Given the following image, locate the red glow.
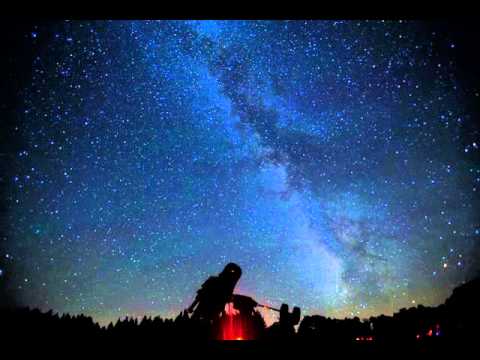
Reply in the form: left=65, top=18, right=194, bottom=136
left=220, top=303, right=245, bottom=340
left=416, top=334, right=421, bottom=340
left=427, top=329, right=433, bottom=337
left=356, top=336, right=374, bottom=342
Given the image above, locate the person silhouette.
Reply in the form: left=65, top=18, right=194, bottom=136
left=267, top=303, right=301, bottom=338
left=187, top=263, right=242, bottom=322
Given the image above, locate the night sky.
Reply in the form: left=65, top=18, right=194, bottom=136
left=1, top=20, right=479, bottom=326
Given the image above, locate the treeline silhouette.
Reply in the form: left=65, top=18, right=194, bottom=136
left=1, top=278, right=478, bottom=350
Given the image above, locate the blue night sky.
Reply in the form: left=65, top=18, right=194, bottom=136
left=2, top=20, right=479, bottom=325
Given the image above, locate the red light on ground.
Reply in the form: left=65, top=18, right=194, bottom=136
left=220, top=303, right=246, bottom=340
left=355, top=336, right=374, bottom=342
left=427, top=329, right=433, bottom=337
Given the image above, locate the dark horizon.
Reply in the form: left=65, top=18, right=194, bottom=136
left=3, top=273, right=478, bottom=329
left=2, top=275, right=478, bottom=352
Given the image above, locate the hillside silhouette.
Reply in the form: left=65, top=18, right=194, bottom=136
left=1, top=274, right=478, bottom=354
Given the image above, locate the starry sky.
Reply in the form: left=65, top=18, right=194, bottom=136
left=1, top=20, right=479, bottom=326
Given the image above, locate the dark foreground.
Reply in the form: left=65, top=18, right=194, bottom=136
left=2, top=278, right=478, bottom=355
